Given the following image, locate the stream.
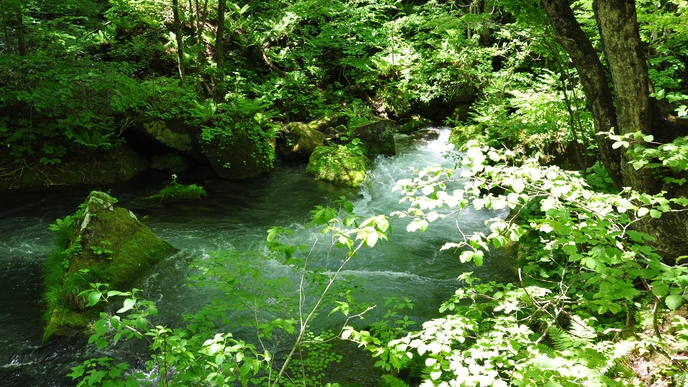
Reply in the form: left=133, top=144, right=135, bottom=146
left=0, top=128, right=513, bottom=386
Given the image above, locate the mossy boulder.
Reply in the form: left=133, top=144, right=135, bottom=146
left=350, top=119, right=396, bottom=155
left=397, top=115, right=435, bottom=134
left=202, top=128, right=275, bottom=180
left=306, top=114, right=347, bottom=133
left=150, top=153, right=192, bottom=173
left=408, top=129, right=440, bottom=143
left=278, top=122, right=327, bottom=161
left=42, top=191, right=176, bottom=341
left=136, top=119, right=205, bottom=162
left=306, top=145, right=370, bottom=187
left=0, top=144, right=148, bottom=192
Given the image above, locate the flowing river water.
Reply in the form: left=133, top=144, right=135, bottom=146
left=0, top=128, right=513, bottom=386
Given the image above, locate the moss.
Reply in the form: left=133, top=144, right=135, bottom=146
left=144, top=120, right=194, bottom=152
left=144, top=177, right=207, bottom=202
left=306, top=144, right=370, bottom=188
left=398, top=115, right=434, bottom=134
left=0, top=144, right=148, bottom=192
left=42, top=191, right=177, bottom=341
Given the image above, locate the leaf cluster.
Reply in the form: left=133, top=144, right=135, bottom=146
left=346, top=141, right=688, bottom=385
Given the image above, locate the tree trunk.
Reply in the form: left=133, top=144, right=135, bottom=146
left=593, top=0, right=656, bottom=192
left=215, top=0, right=226, bottom=102
left=172, top=0, right=185, bottom=85
left=2, top=12, right=11, bottom=53
left=542, top=0, right=688, bottom=262
left=15, top=7, right=25, bottom=56
left=541, top=0, right=622, bottom=188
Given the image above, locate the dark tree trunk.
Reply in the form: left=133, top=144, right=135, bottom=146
left=541, top=0, right=688, bottom=263
left=215, top=0, right=225, bottom=70
left=2, top=12, right=11, bottom=53
left=593, top=0, right=656, bottom=193
left=15, top=7, right=25, bottom=56
left=215, top=0, right=226, bottom=102
left=541, top=0, right=622, bottom=188
left=172, top=0, right=185, bottom=85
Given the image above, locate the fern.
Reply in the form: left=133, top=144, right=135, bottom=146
left=381, top=375, right=410, bottom=387
left=534, top=343, right=556, bottom=358
left=598, top=340, right=634, bottom=376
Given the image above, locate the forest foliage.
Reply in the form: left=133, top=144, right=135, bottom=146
left=4, top=0, right=688, bottom=385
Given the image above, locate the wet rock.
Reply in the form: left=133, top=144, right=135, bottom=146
left=277, top=122, right=326, bottom=161
left=306, top=145, right=370, bottom=187
left=42, top=191, right=176, bottom=341
left=398, top=115, right=435, bottom=134
left=409, top=129, right=440, bottom=143
left=202, top=128, right=275, bottom=180
left=351, top=119, right=397, bottom=155
left=150, top=153, right=192, bottom=173
left=0, top=144, right=148, bottom=192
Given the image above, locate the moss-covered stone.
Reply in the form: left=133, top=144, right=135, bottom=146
left=278, top=122, right=326, bottom=161
left=202, top=128, right=275, bottom=180
left=0, top=144, right=149, bottom=192
left=42, top=191, right=176, bottom=341
left=306, top=145, right=370, bottom=187
left=397, top=115, right=434, bottom=134
left=351, top=119, right=396, bottom=155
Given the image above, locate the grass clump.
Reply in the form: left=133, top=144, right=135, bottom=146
left=146, top=174, right=207, bottom=202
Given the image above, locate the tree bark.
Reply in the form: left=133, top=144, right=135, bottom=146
left=215, top=0, right=226, bottom=102
left=216, top=0, right=225, bottom=69
left=172, top=0, right=185, bottom=85
left=542, top=0, right=688, bottom=262
left=593, top=0, right=656, bottom=192
left=541, top=0, right=622, bottom=187
left=2, top=12, right=11, bottom=53
left=15, top=7, right=25, bottom=56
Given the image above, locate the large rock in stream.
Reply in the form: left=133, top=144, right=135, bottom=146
left=350, top=119, right=396, bottom=155
left=42, top=191, right=176, bottom=341
left=0, top=144, right=148, bottom=192
left=306, top=145, right=370, bottom=188
left=277, top=122, right=327, bottom=161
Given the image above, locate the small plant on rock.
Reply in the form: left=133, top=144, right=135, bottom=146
left=146, top=174, right=207, bottom=202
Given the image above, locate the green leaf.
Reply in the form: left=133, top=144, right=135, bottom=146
left=459, top=250, right=474, bottom=263
left=651, top=281, right=669, bottom=297
left=117, top=298, right=136, bottom=313
left=666, top=294, right=683, bottom=310
left=562, top=244, right=577, bottom=255
left=86, top=291, right=102, bottom=307
left=473, top=251, right=484, bottom=267
left=650, top=209, right=662, bottom=219
left=511, top=179, right=525, bottom=193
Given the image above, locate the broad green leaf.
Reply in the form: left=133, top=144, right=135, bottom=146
left=407, top=219, right=428, bottom=232
left=473, top=251, right=484, bottom=266
left=459, top=250, right=474, bottom=263
left=511, top=179, right=525, bottom=193
left=651, top=281, right=669, bottom=297
left=117, top=298, right=136, bottom=313
left=562, top=244, right=577, bottom=255
left=87, top=291, right=102, bottom=307
left=666, top=294, right=683, bottom=310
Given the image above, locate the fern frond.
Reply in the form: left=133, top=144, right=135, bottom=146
left=534, top=343, right=556, bottom=358
left=381, top=374, right=410, bottom=387
left=547, top=326, right=572, bottom=351
left=568, top=315, right=596, bottom=343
